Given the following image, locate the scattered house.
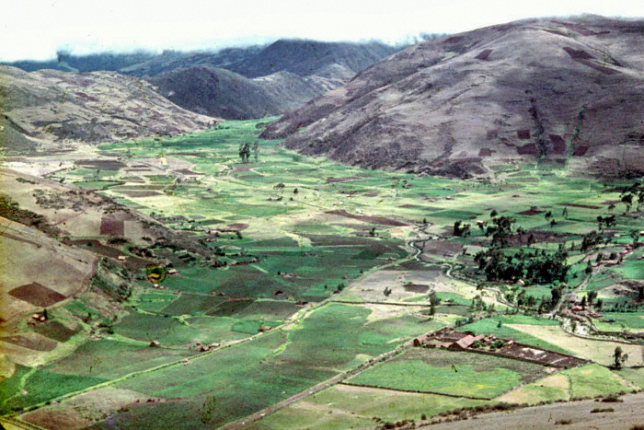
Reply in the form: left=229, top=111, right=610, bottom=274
left=443, top=298, right=452, bottom=304
left=181, top=358, right=189, bottom=364
left=149, top=340, right=160, bottom=347
left=449, top=334, right=485, bottom=350
left=167, top=269, right=178, bottom=275
left=572, top=305, right=583, bottom=312
left=117, top=255, right=127, bottom=261
left=31, top=313, right=46, bottom=322
left=517, top=279, right=526, bottom=287
left=295, top=300, right=308, bottom=306
left=483, top=335, right=496, bottom=344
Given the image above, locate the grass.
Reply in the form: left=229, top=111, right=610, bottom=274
left=1, top=366, right=106, bottom=414
left=594, top=313, right=644, bottom=332
left=348, top=348, right=549, bottom=399
left=565, top=364, right=634, bottom=399
left=254, top=385, right=493, bottom=430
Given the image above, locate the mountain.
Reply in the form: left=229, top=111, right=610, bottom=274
left=0, top=66, right=216, bottom=151
left=262, top=16, right=644, bottom=178
left=226, top=39, right=400, bottom=78
left=148, top=66, right=342, bottom=120
left=118, top=46, right=264, bottom=77
left=6, top=51, right=158, bottom=73
left=4, top=40, right=401, bottom=121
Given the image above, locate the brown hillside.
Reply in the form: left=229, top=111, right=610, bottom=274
left=262, top=16, right=644, bottom=178
left=0, top=66, right=217, bottom=150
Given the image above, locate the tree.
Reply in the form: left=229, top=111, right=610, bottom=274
left=43, top=308, right=48, bottom=320
left=527, top=233, right=535, bottom=248
left=611, top=346, right=628, bottom=370
left=201, top=396, right=217, bottom=424
left=630, top=230, right=641, bottom=245
left=621, top=193, right=633, bottom=213
left=608, top=203, right=615, bottom=213
left=429, top=291, right=440, bottom=316
left=562, top=207, right=568, bottom=219
left=252, top=141, right=259, bottom=162
left=238, top=143, right=251, bottom=163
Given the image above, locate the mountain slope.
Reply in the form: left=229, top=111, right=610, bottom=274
left=148, top=67, right=343, bottom=120
left=227, top=39, right=399, bottom=78
left=118, top=46, right=264, bottom=77
left=262, top=16, right=644, bottom=178
left=0, top=66, right=216, bottom=149
left=148, top=66, right=284, bottom=119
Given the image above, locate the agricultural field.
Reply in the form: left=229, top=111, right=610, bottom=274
left=347, top=347, right=551, bottom=399
left=1, top=119, right=643, bottom=429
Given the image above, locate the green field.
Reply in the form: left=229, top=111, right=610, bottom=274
left=252, top=385, right=493, bottom=430
left=348, top=347, right=549, bottom=399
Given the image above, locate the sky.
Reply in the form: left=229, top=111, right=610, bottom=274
left=2, top=0, right=644, bottom=61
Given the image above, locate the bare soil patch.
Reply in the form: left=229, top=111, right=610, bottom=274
left=9, top=282, right=66, bottom=307
left=233, top=164, right=258, bottom=173
left=403, top=284, right=430, bottom=293
left=517, top=129, right=531, bottom=140
left=325, top=176, right=363, bottom=184
left=326, top=209, right=407, bottom=226
left=118, top=190, right=162, bottom=198
left=573, top=145, right=589, bottom=156
left=100, top=218, right=124, bottom=236
left=1, top=334, right=57, bottom=351
left=32, top=320, right=80, bottom=342
left=222, top=223, right=249, bottom=232
left=75, top=160, right=126, bottom=171
left=475, top=49, right=493, bottom=60
left=517, top=143, right=539, bottom=155
left=517, top=208, right=544, bottom=216
left=561, top=203, right=602, bottom=210
left=423, top=240, right=463, bottom=255
left=175, top=168, right=205, bottom=176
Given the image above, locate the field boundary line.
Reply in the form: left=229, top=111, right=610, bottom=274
left=337, top=382, right=494, bottom=401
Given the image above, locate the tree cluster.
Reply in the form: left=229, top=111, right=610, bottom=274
left=474, top=247, right=570, bottom=284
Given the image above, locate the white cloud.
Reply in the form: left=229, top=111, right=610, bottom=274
left=1, top=0, right=643, bottom=61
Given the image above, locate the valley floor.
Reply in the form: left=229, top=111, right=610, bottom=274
left=0, top=119, right=642, bottom=429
